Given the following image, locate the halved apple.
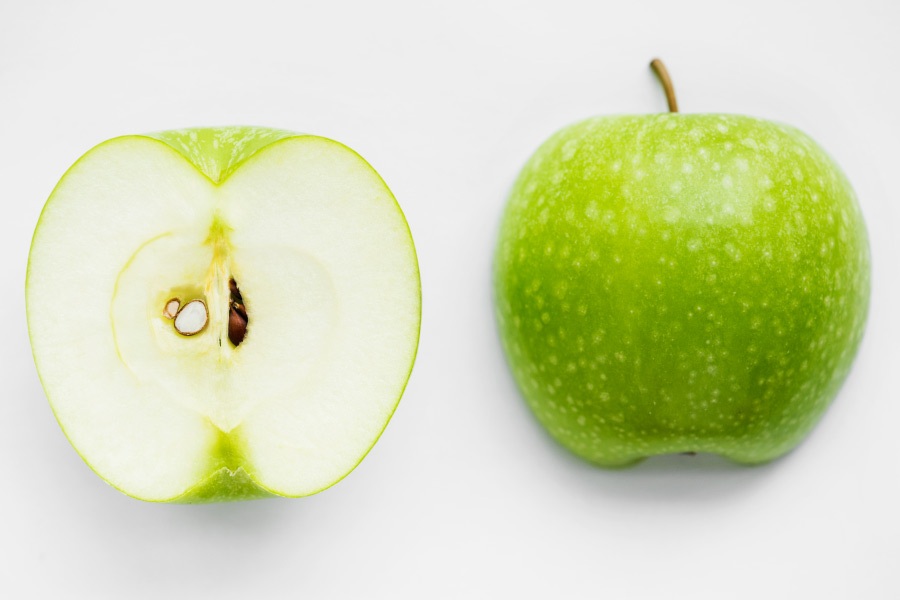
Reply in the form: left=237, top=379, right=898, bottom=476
left=27, top=127, right=421, bottom=502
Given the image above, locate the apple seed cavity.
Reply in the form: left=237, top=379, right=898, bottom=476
left=228, top=278, right=248, bottom=347
left=163, top=298, right=180, bottom=319
left=173, top=299, right=208, bottom=336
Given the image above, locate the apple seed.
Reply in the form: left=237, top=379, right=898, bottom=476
left=228, top=278, right=248, bottom=347
left=163, top=298, right=180, bottom=319
left=173, top=299, right=208, bottom=336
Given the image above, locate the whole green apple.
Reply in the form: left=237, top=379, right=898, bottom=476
left=494, top=62, right=870, bottom=467
left=27, top=126, right=421, bottom=501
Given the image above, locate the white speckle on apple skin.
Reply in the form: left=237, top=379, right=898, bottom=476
left=494, top=113, right=870, bottom=467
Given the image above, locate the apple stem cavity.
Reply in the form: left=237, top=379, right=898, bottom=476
left=173, top=299, right=208, bottom=336
left=650, top=58, right=678, bottom=113
left=228, top=277, right=248, bottom=347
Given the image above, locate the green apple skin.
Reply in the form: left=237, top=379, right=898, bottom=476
left=494, top=114, right=869, bottom=467
left=28, top=126, right=421, bottom=502
left=145, top=126, right=297, bottom=184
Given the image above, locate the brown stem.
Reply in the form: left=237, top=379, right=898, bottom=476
left=650, top=58, right=678, bottom=113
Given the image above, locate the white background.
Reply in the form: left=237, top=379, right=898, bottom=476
left=1, top=1, right=898, bottom=598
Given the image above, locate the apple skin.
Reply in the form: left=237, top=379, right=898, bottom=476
left=28, top=126, right=421, bottom=502
left=145, top=126, right=296, bottom=184
left=494, top=114, right=870, bottom=467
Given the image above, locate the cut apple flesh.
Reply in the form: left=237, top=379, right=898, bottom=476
left=27, top=128, right=421, bottom=502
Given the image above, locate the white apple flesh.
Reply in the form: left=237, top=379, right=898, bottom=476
left=27, top=127, right=421, bottom=502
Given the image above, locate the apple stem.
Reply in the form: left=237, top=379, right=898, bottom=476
left=650, top=58, right=678, bottom=113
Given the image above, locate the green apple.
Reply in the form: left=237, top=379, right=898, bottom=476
left=27, top=127, right=421, bottom=501
left=494, top=62, right=870, bottom=467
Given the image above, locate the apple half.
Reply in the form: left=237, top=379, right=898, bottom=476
left=27, top=127, right=421, bottom=502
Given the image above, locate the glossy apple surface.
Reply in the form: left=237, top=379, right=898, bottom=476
left=494, top=114, right=869, bottom=466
